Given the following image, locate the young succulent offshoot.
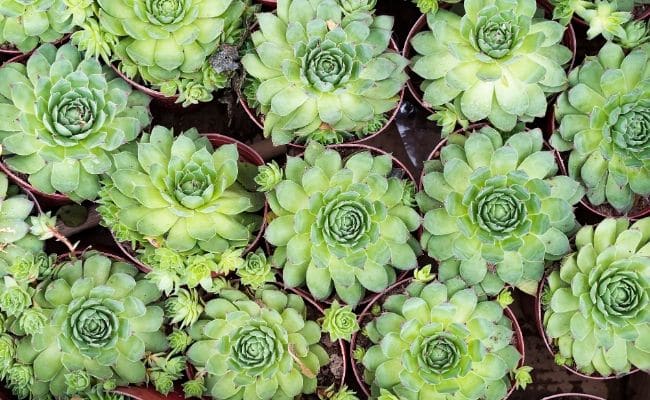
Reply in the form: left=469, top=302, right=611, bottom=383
left=361, top=280, right=528, bottom=400
left=98, top=126, right=264, bottom=293
left=417, top=127, right=584, bottom=296
left=78, top=0, right=250, bottom=106
left=0, top=252, right=169, bottom=399
left=551, top=42, right=650, bottom=214
left=242, top=0, right=408, bottom=145
left=543, top=218, right=650, bottom=376
left=264, top=142, right=421, bottom=306
left=0, top=43, right=152, bottom=202
left=410, top=0, right=572, bottom=132
left=185, top=287, right=330, bottom=399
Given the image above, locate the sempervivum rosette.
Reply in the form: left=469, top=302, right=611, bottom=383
left=97, top=126, right=264, bottom=293
left=185, top=287, right=330, bottom=399
left=0, top=43, right=152, bottom=202
left=84, top=0, right=248, bottom=106
left=417, top=127, right=584, bottom=296
left=410, top=0, right=572, bottom=131
left=542, top=217, right=650, bottom=376
left=0, top=252, right=169, bottom=398
left=361, top=280, right=527, bottom=399
left=242, top=0, right=408, bottom=145
left=551, top=42, right=650, bottom=214
left=264, top=142, right=421, bottom=306
left=0, top=0, right=76, bottom=53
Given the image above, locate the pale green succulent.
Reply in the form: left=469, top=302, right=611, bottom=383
left=185, top=287, right=330, bottom=400
left=418, top=127, right=584, bottom=296
left=81, top=0, right=250, bottom=105
left=361, top=280, right=525, bottom=400
left=97, top=126, right=264, bottom=293
left=550, top=0, right=644, bottom=40
left=0, top=0, right=76, bottom=52
left=321, top=384, right=359, bottom=400
left=322, top=300, right=359, bottom=341
left=266, top=142, right=421, bottom=306
left=338, top=0, right=376, bottom=15
left=242, top=0, right=408, bottom=145
left=0, top=43, right=152, bottom=202
left=551, top=42, right=650, bottom=214
left=410, top=0, right=461, bottom=14
left=236, top=249, right=275, bottom=289
left=543, top=218, right=650, bottom=376
left=0, top=172, right=48, bottom=271
left=0, top=252, right=169, bottom=399
left=410, top=0, right=572, bottom=131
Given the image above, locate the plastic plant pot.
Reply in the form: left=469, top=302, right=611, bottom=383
left=266, top=141, right=421, bottom=309
left=109, top=63, right=181, bottom=109
left=350, top=278, right=526, bottom=398
left=0, top=34, right=71, bottom=64
left=546, top=110, right=650, bottom=220
left=541, top=395, right=607, bottom=400
left=534, top=272, right=640, bottom=380
left=112, top=133, right=268, bottom=273
left=239, top=38, right=405, bottom=149
left=402, top=1, right=577, bottom=114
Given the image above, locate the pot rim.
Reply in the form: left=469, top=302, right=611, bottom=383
left=402, top=3, right=577, bottom=114
left=183, top=280, right=347, bottom=398
left=0, top=33, right=72, bottom=58
left=114, top=386, right=185, bottom=400
left=269, top=142, right=420, bottom=308
left=112, top=133, right=268, bottom=273
left=541, top=394, right=607, bottom=400
left=238, top=37, right=405, bottom=149
left=109, top=63, right=181, bottom=106
left=534, top=270, right=640, bottom=380
left=546, top=110, right=650, bottom=220
left=350, top=277, right=526, bottom=398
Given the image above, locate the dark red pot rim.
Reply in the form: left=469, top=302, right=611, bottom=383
left=113, top=133, right=268, bottom=274
left=0, top=33, right=72, bottom=59
left=109, top=62, right=180, bottom=106
left=239, top=38, right=405, bottom=149
left=114, top=386, right=185, bottom=400
left=541, top=395, right=607, bottom=400
left=547, top=111, right=650, bottom=220
left=418, top=122, right=489, bottom=191
left=0, top=157, right=71, bottom=205
left=350, top=278, right=526, bottom=399
left=184, top=280, right=347, bottom=397
left=270, top=142, right=420, bottom=308
left=534, top=271, right=640, bottom=380
left=402, top=3, right=577, bottom=114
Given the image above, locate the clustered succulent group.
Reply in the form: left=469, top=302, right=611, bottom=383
left=0, top=0, right=647, bottom=399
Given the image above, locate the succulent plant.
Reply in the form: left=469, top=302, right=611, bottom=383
left=550, top=0, right=647, bottom=41
left=410, top=0, right=461, bottom=14
left=0, top=43, right=152, bottom=202
left=322, top=300, right=359, bottom=341
left=78, top=0, right=250, bottom=105
left=417, top=127, right=583, bottom=296
left=338, top=0, right=376, bottom=15
left=410, top=0, right=572, bottom=131
left=551, top=42, right=650, bottom=214
left=0, top=173, right=56, bottom=287
left=0, top=252, right=169, bottom=398
left=265, top=142, right=421, bottom=306
left=543, top=217, right=650, bottom=376
left=361, top=280, right=525, bottom=400
left=185, top=287, right=330, bottom=399
left=97, top=126, right=264, bottom=293
left=0, top=0, right=76, bottom=52
left=236, top=249, right=275, bottom=289
left=241, top=0, right=408, bottom=145
left=321, top=384, right=359, bottom=400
